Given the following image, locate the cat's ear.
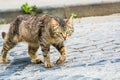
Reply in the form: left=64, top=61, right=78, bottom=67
left=66, top=16, right=73, bottom=25
left=50, top=18, right=59, bottom=28
left=2, top=32, right=6, bottom=39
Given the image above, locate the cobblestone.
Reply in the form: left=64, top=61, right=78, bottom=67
left=0, top=14, right=120, bottom=80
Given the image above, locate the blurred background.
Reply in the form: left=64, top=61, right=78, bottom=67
left=0, top=0, right=120, bottom=24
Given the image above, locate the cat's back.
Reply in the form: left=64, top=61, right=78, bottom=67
left=16, top=14, right=51, bottom=42
left=18, top=14, right=48, bottom=24
left=9, top=14, right=63, bottom=42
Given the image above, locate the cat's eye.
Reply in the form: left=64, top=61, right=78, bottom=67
left=56, top=32, right=59, bottom=34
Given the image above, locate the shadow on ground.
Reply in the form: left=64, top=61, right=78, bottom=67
left=0, top=57, right=31, bottom=77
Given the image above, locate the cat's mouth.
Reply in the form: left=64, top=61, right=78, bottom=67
left=63, top=36, right=67, bottom=40
left=61, top=33, right=69, bottom=40
left=53, top=33, right=68, bottom=41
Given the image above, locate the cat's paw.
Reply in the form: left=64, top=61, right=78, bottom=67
left=56, top=58, right=66, bottom=64
left=0, top=58, right=7, bottom=63
left=44, top=62, right=54, bottom=68
left=31, top=57, right=42, bottom=64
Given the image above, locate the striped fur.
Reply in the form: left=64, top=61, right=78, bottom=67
left=0, top=14, right=74, bottom=68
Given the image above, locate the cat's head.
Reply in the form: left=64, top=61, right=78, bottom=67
left=50, top=16, right=74, bottom=40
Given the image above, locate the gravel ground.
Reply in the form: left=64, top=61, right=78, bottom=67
left=0, top=14, right=120, bottom=80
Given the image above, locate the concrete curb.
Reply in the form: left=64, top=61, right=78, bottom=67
left=0, top=2, right=120, bottom=24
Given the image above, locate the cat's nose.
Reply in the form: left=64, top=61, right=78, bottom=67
left=61, top=33, right=68, bottom=40
left=63, top=35, right=67, bottom=40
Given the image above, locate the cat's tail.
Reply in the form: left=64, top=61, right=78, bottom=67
left=1, top=15, right=23, bottom=42
left=1, top=32, right=6, bottom=39
left=1, top=15, right=23, bottom=40
left=1, top=17, right=21, bottom=40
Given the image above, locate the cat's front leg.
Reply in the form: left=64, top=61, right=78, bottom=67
left=53, top=42, right=67, bottom=64
left=41, top=45, right=53, bottom=68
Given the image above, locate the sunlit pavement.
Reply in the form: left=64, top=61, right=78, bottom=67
left=0, top=14, right=120, bottom=80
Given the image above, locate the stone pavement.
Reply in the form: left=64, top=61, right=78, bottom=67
left=0, top=14, right=120, bottom=80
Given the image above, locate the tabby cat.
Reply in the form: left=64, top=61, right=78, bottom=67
left=0, top=14, right=74, bottom=68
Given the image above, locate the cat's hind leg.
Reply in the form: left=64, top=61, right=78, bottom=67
left=28, top=43, right=42, bottom=64
left=0, top=37, right=17, bottom=63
